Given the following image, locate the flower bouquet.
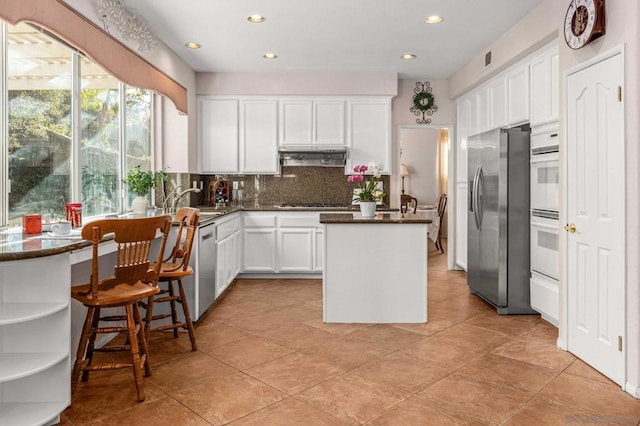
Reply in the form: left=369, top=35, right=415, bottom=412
left=347, top=162, right=386, bottom=217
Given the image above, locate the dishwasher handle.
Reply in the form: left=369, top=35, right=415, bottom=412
left=200, top=232, right=214, bottom=241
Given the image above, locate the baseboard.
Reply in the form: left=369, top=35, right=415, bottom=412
left=625, top=382, right=640, bottom=399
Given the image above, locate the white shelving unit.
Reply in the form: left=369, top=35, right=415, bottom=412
left=0, top=254, right=71, bottom=426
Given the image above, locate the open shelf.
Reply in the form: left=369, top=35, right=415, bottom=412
left=0, top=352, right=68, bottom=383
left=0, top=401, right=68, bottom=426
left=0, top=303, right=68, bottom=325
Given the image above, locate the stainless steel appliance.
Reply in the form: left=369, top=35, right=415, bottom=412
left=278, top=145, right=347, bottom=167
left=467, top=127, right=536, bottom=314
left=197, top=222, right=217, bottom=319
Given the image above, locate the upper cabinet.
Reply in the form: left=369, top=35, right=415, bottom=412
left=506, top=63, right=530, bottom=126
left=199, top=96, right=279, bottom=175
left=199, top=98, right=239, bottom=174
left=346, top=98, right=392, bottom=174
left=198, top=95, right=390, bottom=175
left=488, top=76, right=507, bottom=130
left=279, top=99, right=345, bottom=146
left=530, top=44, right=559, bottom=127
left=240, top=100, right=279, bottom=174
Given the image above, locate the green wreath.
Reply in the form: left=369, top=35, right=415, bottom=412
left=413, top=92, right=435, bottom=111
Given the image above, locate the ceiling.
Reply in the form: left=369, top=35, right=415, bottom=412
left=122, top=0, right=543, bottom=79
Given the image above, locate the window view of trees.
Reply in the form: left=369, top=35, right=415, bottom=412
left=4, top=22, right=153, bottom=225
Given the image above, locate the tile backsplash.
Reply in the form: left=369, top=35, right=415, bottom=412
left=163, top=167, right=390, bottom=208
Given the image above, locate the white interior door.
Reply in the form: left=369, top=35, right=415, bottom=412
left=565, top=50, right=625, bottom=385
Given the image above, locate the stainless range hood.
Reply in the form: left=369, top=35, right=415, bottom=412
left=278, top=145, right=347, bottom=167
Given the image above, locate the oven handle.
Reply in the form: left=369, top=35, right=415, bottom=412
left=530, top=152, right=559, bottom=163
left=530, top=220, right=560, bottom=231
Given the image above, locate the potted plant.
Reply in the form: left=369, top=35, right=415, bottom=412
left=347, top=162, right=386, bottom=218
left=124, top=165, right=166, bottom=214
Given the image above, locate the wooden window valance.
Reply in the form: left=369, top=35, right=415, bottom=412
left=0, top=0, right=188, bottom=114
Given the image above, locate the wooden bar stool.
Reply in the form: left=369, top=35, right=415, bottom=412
left=71, top=216, right=172, bottom=402
left=141, top=207, right=199, bottom=350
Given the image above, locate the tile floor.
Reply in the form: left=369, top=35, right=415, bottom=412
left=62, top=244, right=640, bottom=425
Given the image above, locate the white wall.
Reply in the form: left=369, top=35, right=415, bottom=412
left=449, top=0, right=640, bottom=395
left=400, top=128, right=439, bottom=205
left=197, top=72, right=398, bottom=96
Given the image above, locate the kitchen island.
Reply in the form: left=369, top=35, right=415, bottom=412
left=319, top=212, right=431, bottom=323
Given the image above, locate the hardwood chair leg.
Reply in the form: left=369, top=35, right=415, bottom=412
left=133, top=302, right=152, bottom=377
left=167, top=280, right=179, bottom=338
left=71, top=306, right=95, bottom=395
left=126, top=304, right=145, bottom=402
left=177, top=279, right=197, bottom=351
left=144, top=294, right=154, bottom=343
left=81, top=307, right=101, bottom=382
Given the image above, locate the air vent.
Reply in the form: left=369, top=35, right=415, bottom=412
left=485, top=51, right=492, bottom=67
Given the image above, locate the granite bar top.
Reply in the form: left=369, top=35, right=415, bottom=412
left=319, top=212, right=432, bottom=224
left=1, top=205, right=400, bottom=261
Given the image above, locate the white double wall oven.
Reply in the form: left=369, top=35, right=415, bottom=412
left=529, top=125, right=560, bottom=325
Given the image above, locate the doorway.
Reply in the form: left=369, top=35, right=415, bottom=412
left=398, top=124, right=454, bottom=269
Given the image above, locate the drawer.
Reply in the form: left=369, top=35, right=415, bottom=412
left=216, top=215, right=241, bottom=240
left=531, top=128, right=559, bottom=152
left=243, top=213, right=277, bottom=228
left=279, top=214, right=320, bottom=228
left=530, top=272, right=559, bottom=326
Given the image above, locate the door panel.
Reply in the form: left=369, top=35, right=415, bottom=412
left=566, top=52, right=624, bottom=385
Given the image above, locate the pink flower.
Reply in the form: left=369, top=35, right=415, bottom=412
left=358, top=165, right=368, bottom=173
left=347, top=174, right=364, bottom=183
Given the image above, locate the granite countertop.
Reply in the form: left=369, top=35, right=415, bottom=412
left=1, top=205, right=400, bottom=261
left=319, top=212, right=432, bottom=224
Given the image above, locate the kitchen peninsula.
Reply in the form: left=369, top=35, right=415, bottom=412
left=320, top=212, right=431, bottom=323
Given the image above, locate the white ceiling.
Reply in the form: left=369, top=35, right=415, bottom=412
left=123, top=0, right=543, bottom=79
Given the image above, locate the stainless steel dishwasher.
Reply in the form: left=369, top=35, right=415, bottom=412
left=197, top=222, right=216, bottom=319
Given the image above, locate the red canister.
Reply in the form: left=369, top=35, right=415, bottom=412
left=23, top=214, right=42, bottom=235
left=66, top=203, right=83, bottom=228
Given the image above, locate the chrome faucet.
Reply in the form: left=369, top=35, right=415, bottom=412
left=163, top=186, right=201, bottom=214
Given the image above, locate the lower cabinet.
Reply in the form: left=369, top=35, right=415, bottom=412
left=214, top=214, right=243, bottom=298
left=530, top=272, right=559, bottom=327
left=0, top=254, right=70, bottom=426
left=243, top=212, right=324, bottom=274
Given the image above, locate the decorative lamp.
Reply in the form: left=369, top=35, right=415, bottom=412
left=400, top=163, right=410, bottom=194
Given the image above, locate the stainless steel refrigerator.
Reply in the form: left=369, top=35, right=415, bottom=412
left=467, top=127, right=536, bottom=314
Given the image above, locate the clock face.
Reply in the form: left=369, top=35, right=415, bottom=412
left=564, top=0, right=604, bottom=49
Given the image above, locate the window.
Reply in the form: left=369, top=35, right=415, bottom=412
left=2, top=22, right=155, bottom=226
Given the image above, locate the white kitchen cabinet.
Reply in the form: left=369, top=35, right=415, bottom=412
left=346, top=98, right=392, bottom=173
left=0, top=255, right=70, bottom=426
left=530, top=272, right=559, bottom=326
left=198, top=97, right=239, bottom=174
left=476, top=86, right=490, bottom=134
left=314, top=226, right=324, bottom=272
left=214, top=214, right=242, bottom=298
left=243, top=213, right=277, bottom=272
left=279, top=100, right=313, bottom=145
left=467, top=90, right=480, bottom=137
left=530, top=43, right=559, bottom=127
left=488, top=76, right=507, bottom=130
left=240, top=99, right=279, bottom=174
left=455, top=96, right=469, bottom=271
left=506, top=63, right=530, bottom=126
left=277, top=213, right=322, bottom=272
left=279, top=99, right=345, bottom=146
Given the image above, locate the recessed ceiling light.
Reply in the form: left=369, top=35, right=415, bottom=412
left=425, top=15, right=444, bottom=24
left=263, top=53, right=278, bottom=60
left=400, top=54, right=416, bottom=60
left=185, top=42, right=201, bottom=49
left=247, top=15, right=266, bottom=23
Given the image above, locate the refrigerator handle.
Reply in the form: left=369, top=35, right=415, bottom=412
left=472, top=165, right=481, bottom=229
left=476, top=166, right=484, bottom=229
